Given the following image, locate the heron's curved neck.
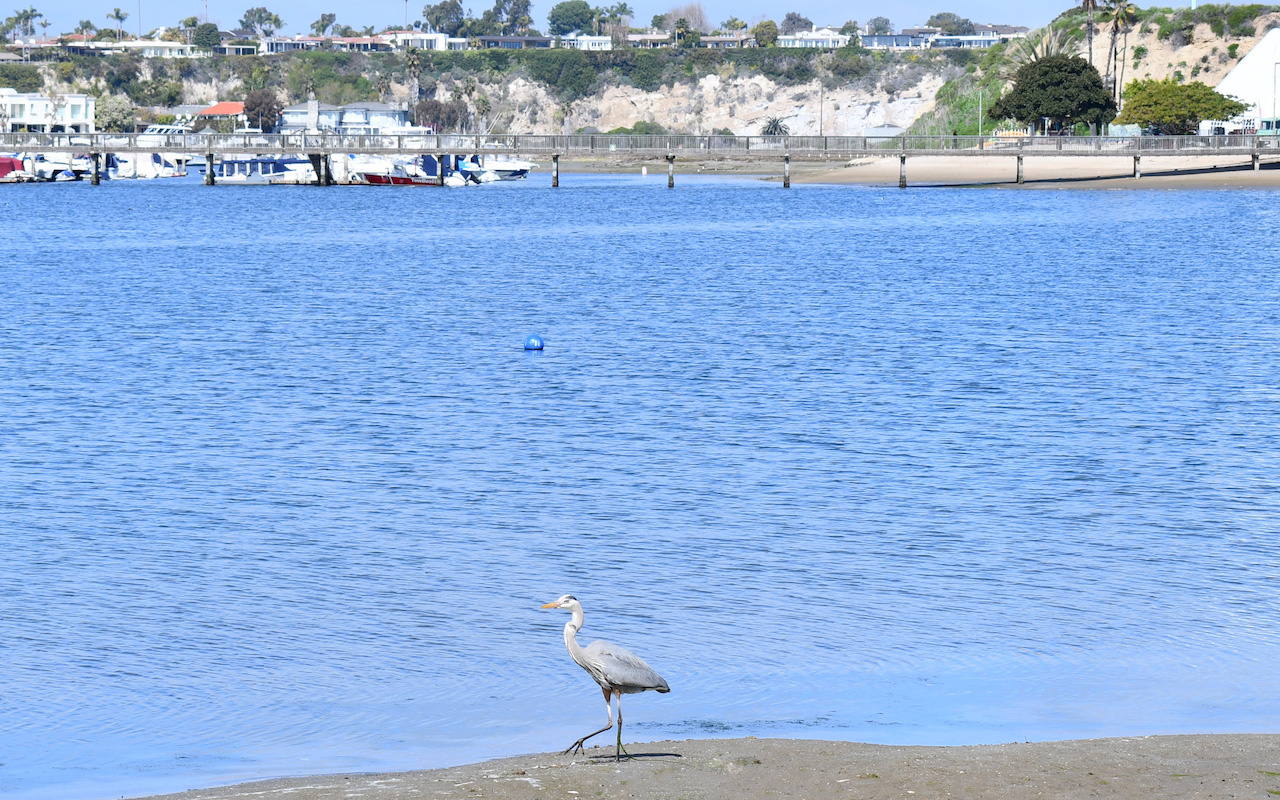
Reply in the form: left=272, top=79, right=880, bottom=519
left=563, top=606, right=587, bottom=663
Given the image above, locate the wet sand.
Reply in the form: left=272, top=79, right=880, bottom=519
left=137, top=734, right=1280, bottom=800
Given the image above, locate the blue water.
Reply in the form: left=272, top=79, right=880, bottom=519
left=2, top=174, right=1278, bottom=800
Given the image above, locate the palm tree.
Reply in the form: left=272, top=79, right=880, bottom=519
left=1081, top=0, right=1097, bottom=67
left=403, top=46, right=422, bottom=103
left=1111, top=0, right=1137, bottom=105
left=11, top=6, right=41, bottom=37
left=1102, top=0, right=1136, bottom=99
left=673, top=16, right=689, bottom=45
left=76, top=19, right=97, bottom=39
left=761, top=116, right=789, bottom=135
left=1000, top=26, right=1076, bottom=83
left=107, top=7, right=128, bottom=41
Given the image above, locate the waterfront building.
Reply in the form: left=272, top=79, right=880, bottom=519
left=378, top=30, right=468, bottom=50
left=261, top=35, right=394, bottom=53
left=558, top=33, right=613, bottom=51
left=778, top=26, right=850, bottom=48
left=0, top=88, right=95, bottom=133
left=278, top=101, right=343, bottom=131
left=475, top=35, right=553, bottom=49
left=860, top=33, right=930, bottom=49
left=276, top=100, right=412, bottom=133
left=700, top=31, right=756, bottom=48
left=626, top=32, right=672, bottom=48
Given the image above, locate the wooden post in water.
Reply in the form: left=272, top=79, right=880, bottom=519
left=90, top=152, right=100, bottom=185
left=1253, top=152, right=1261, bottom=171
left=1134, top=155, right=1142, bottom=179
left=205, top=153, right=215, bottom=185
left=783, top=154, right=790, bottom=188
left=552, top=154, right=559, bottom=187
left=437, top=154, right=445, bottom=186
left=899, top=154, right=907, bottom=189
left=1016, top=154, right=1024, bottom=184
left=667, top=154, right=674, bottom=188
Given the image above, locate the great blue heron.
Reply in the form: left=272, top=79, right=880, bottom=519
left=541, top=594, right=669, bottom=760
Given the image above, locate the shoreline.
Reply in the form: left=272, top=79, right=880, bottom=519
left=136, top=734, right=1280, bottom=800
left=547, top=154, right=1280, bottom=189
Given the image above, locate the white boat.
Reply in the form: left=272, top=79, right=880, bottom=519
left=24, top=152, right=89, bottom=181
left=0, top=154, right=34, bottom=182
left=113, top=151, right=184, bottom=179
left=105, top=123, right=192, bottom=178
left=472, top=154, right=537, bottom=180
left=207, top=155, right=316, bottom=184
left=343, top=153, right=468, bottom=187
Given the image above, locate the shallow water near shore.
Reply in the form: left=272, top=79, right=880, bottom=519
left=2, top=174, right=1278, bottom=800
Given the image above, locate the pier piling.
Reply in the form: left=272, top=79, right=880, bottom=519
left=90, top=153, right=100, bottom=186
left=783, top=154, right=790, bottom=188
left=552, top=154, right=559, bottom=187
left=667, top=154, right=674, bottom=188
left=899, top=155, right=907, bottom=189
left=204, top=153, right=215, bottom=185
left=437, top=154, right=444, bottom=186
left=1016, top=154, right=1024, bottom=185
left=1134, top=155, right=1141, bottom=179
left=1253, top=152, right=1260, bottom=171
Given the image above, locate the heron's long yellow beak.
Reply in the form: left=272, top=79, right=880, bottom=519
left=540, top=601, right=559, bottom=609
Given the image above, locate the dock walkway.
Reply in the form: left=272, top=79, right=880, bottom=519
left=4, top=132, right=1276, bottom=187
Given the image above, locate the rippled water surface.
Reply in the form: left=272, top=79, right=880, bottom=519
left=2, top=175, right=1278, bottom=799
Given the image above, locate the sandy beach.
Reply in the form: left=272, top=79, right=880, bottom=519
left=791, top=154, right=1280, bottom=189
left=543, top=153, right=1280, bottom=188
left=136, top=735, right=1280, bottom=800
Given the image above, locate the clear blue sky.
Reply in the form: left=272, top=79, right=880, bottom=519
left=32, top=0, right=1070, bottom=39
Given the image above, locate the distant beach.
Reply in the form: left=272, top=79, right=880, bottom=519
left=137, top=735, right=1280, bottom=800
left=540, top=153, right=1280, bottom=188
left=792, top=154, right=1280, bottom=189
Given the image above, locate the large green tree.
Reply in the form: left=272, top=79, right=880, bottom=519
left=239, top=6, right=283, bottom=37
left=95, top=94, right=135, bottom=131
left=780, top=11, right=812, bottom=35
left=1116, top=79, right=1247, bottom=134
left=310, top=12, right=336, bottom=35
left=546, top=0, right=592, bottom=35
left=422, top=0, right=463, bottom=35
left=243, top=88, right=282, bottom=131
left=192, top=21, right=220, bottom=48
left=866, top=16, right=891, bottom=34
left=989, top=54, right=1116, bottom=132
left=926, top=11, right=974, bottom=35
left=751, top=18, right=778, bottom=46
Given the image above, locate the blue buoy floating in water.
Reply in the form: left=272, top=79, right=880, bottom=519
left=524, top=334, right=545, bottom=351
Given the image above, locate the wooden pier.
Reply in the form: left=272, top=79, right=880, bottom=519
left=3, top=132, right=1277, bottom=187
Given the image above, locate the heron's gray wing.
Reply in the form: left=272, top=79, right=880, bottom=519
left=583, top=640, right=670, bottom=692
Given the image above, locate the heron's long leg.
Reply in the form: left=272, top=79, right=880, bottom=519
left=564, top=687, right=615, bottom=756
left=614, top=691, right=633, bottom=761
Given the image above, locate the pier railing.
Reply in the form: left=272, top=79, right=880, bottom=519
left=3, top=132, right=1276, bottom=158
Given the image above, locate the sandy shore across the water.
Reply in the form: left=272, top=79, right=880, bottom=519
left=547, top=153, right=1280, bottom=188
left=136, top=734, right=1280, bottom=800
left=792, top=154, right=1280, bottom=189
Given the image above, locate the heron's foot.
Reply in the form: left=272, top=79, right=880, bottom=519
left=615, top=741, right=634, bottom=761
left=563, top=740, right=588, bottom=756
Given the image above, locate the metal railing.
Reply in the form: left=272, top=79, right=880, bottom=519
left=2, top=132, right=1275, bottom=157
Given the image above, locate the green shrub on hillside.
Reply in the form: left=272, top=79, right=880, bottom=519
left=628, top=50, right=665, bottom=90
left=0, top=63, right=43, bottom=92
